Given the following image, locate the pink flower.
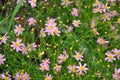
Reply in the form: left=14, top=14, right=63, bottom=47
left=66, top=25, right=73, bottom=32
left=45, top=23, right=57, bottom=35
left=27, top=17, right=36, bottom=26
left=76, top=63, right=88, bottom=75
left=112, top=48, right=120, bottom=59
left=14, top=24, right=25, bottom=36
left=45, top=18, right=61, bottom=36
left=67, top=65, right=76, bottom=73
left=53, top=27, right=61, bottom=36
left=46, top=17, right=56, bottom=24
left=61, top=0, right=71, bottom=6
left=97, top=37, right=109, bottom=45
left=73, top=51, right=83, bottom=61
left=93, top=0, right=101, bottom=7
left=28, top=0, right=37, bottom=8
left=0, top=71, right=11, bottom=80
left=39, top=63, right=49, bottom=72
left=110, top=10, right=118, bottom=17
left=40, top=28, right=46, bottom=37
left=27, top=42, right=37, bottom=51
left=92, top=28, right=99, bottom=35
left=21, top=46, right=28, bottom=55
left=71, top=8, right=78, bottom=16
left=53, top=64, right=62, bottom=72
left=102, top=13, right=111, bottom=21
left=93, top=7, right=103, bottom=13
left=42, top=58, right=50, bottom=64
left=11, top=38, right=24, bottom=52
left=105, top=51, right=116, bottom=62
left=72, top=20, right=81, bottom=27
left=44, top=73, right=53, bottom=80
left=113, top=68, right=120, bottom=80
left=14, top=71, right=30, bottom=80
left=0, top=33, right=10, bottom=44
left=91, top=20, right=96, bottom=29
left=0, top=54, right=6, bottom=65
left=58, top=51, right=69, bottom=64
left=102, top=3, right=110, bottom=12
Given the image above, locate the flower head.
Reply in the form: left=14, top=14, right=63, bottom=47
left=72, top=20, right=81, bottom=27
left=105, top=51, right=116, bottom=62
left=28, top=17, right=37, bottom=26
left=11, top=38, right=24, bottom=52
left=73, top=51, right=83, bottom=61
left=44, top=73, right=53, bottom=80
left=0, top=33, right=10, bottom=44
left=0, top=54, right=6, bottom=65
left=67, top=65, right=76, bottom=73
left=61, top=0, right=71, bottom=6
left=71, top=8, right=78, bottom=16
left=14, top=24, right=25, bottom=36
left=53, top=64, right=62, bottom=72
left=76, top=63, right=88, bottom=75
left=28, top=0, right=37, bottom=8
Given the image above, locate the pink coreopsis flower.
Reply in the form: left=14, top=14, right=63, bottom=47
left=53, top=27, right=61, bottom=36
left=40, top=28, right=46, bottom=37
left=39, top=63, right=49, bottom=72
left=28, top=0, right=37, bottom=8
left=97, top=37, right=109, bottom=45
left=112, top=48, right=120, bottom=59
left=93, top=7, right=103, bottom=13
left=0, top=33, right=10, bottom=44
left=72, top=20, right=81, bottom=27
left=21, top=46, right=28, bottom=55
left=27, top=42, right=37, bottom=51
left=91, top=20, right=96, bottom=28
left=58, top=50, right=69, bottom=64
left=73, top=51, right=83, bottom=61
left=53, top=64, right=62, bottom=72
left=71, top=8, right=78, bottom=16
left=46, top=17, right=56, bottom=24
left=42, top=58, right=50, bottom=64
left=102, top=3, right=110, bottom=12
left=76, top=63, right=88, bottom=75
left=44, top=73, right=53, bottom=80
left=110, top=10, right=118, bottom=17
left=11, top=38, right=24, bottom=52
left=105, top=51, right=116, bottom=62
left=67, top=65, right=76, bottom=73
left=93, top=0, right=101, bottom=7
left=45, top=18, right=61, bottom=36
left=113, top=68, right=120, bottom=80
left=66, top=25, right=73, bottom=32
left=0, top=54, right=6, bottom=65
left=14, top=72, right=30, bottom=80
left=45, top=23, right=57, bottom=35
left=102, top=13, right=111, bottom=21
left=27, top=17, right=37, bottom=26
left=22, top=72, right=31, bottom=80
left=0, top=71, right=11, bottom=80
left=61, top=0, right=71, bottom=6
left=14, top=24, right=25, bottom=36
left=92, top=28, right=99, bottom=35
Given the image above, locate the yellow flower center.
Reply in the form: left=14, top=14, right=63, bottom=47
left=62, top=57, right=66, bottom=61
left=15, top=42, right=19, bottom=47
left=45, top=76, right=49, bottom=80
left=3, top=77, right=9, bottom=80
left=108, top=55, right=113, bottom=59
left=1, top=36, right=5, bottom=41
left=50, top=26, right=54, bottom=29
left=80, top=66, right=85, bottom=71
left=17, top=27, right=21, bottom=31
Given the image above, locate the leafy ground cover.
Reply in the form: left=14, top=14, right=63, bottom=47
left=0, top=0, right=120, bottom=80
